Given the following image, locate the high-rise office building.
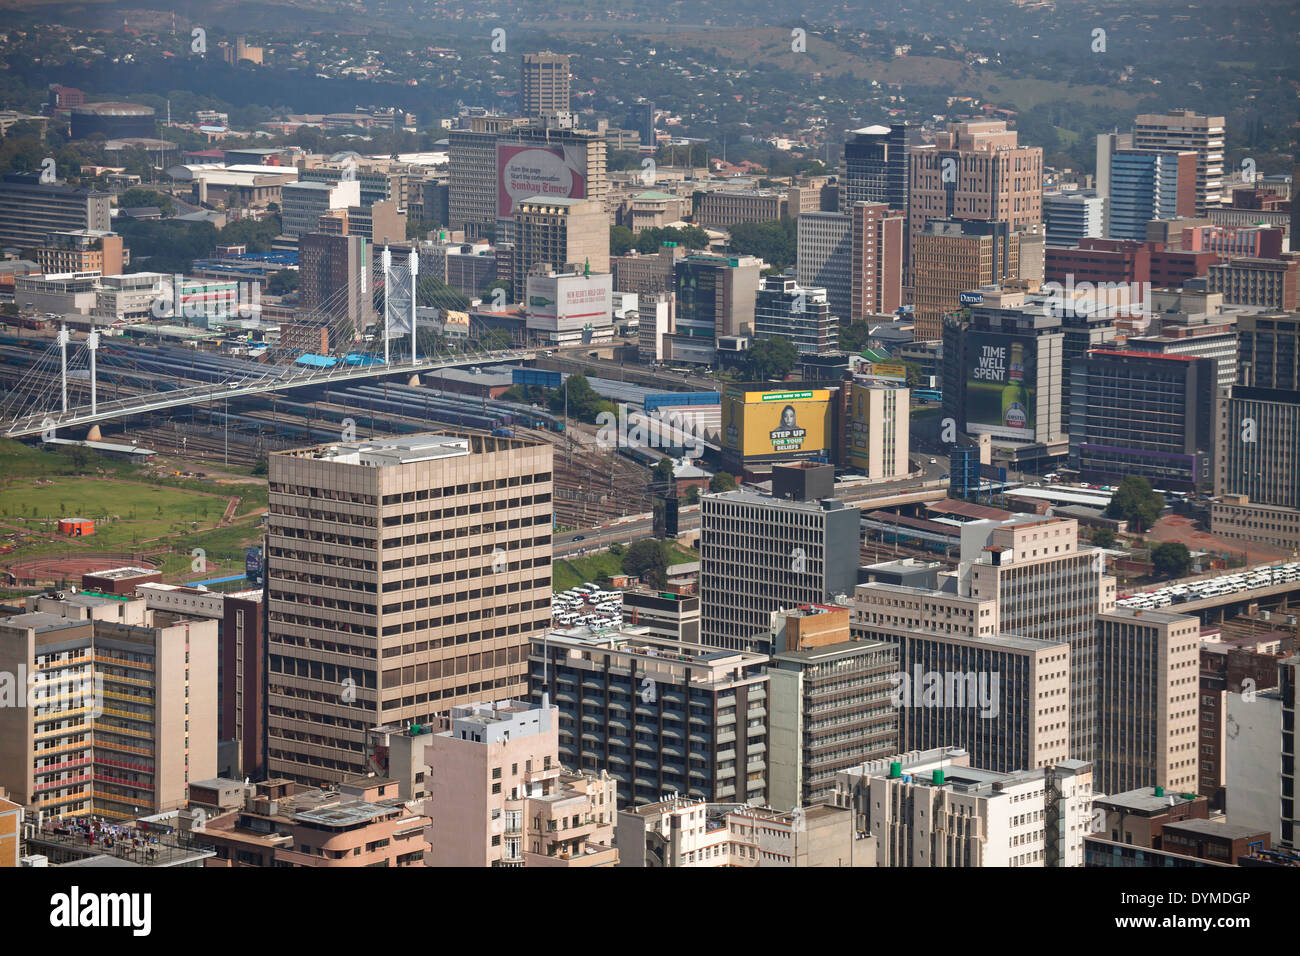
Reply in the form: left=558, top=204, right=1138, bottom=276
left=265, top=434, right=554, bottom=786
left=512, top=197, right=609, bottom=298
left=1207, top=256, right=1300, bottom=312
left=1237, top=312, right=1300, bottom=391
left=1069, top=350, right=1217, bottom=491
left=913, top=219, right=1020, bottom=342
left=0, top=172, right=111, bottom=249
left=1107, top=149, right=1198, bottom=240
left=752, top=275, right=836, bottom=354
left=1212, top=383, right=1300, bottom=551
left=841, top=377, right=911, bottom=479
left=0, top=592, right=218, bottom=819
left=280, top=179, right=361, bottom=238
left=908, top=121, right=1042, bottom=271
left=700, top=489, right=861, bottom=654
left=850, top=201, right=904, bottom=322
left=528, top=626, right=770, bottom=806
left=1043, top=190, right=1104, bottom=248
left=1124, top=311, right=1239, bottom=394
left=422, top=699, right=618, bottom=867
left=1282, top=656, right=1298, bottom=850
left=521, top=53, right=572, bottom=118
left=796, top=210, right=853, bottom=322
left=1095, top=609, right=1201, bottom=796
left=842, top=124, right=914, bottom=212
left=297, top=232, right=374, bottom=339
left=670, top=253, right=764, bottom=363
left=766, top=605, right=899, bottom=809
left=1132, top=109, right=1226, bottom=214
left=1095, top=131, right=1134, bottom=237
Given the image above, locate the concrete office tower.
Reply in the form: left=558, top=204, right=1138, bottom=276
left=842, top=378, right=910, bottom=480
left=521, top=53, right=572, bottom=117
left=797, top=210, right=853, bottom=322
left=1213, top=382, right=1300, bottom=552
left=912, top=219, right=1020, bottom=342
left=512, top=197, right=609, bottom=297
left=265, top=434, right=554, bottom=786
left=1207, top=256, right=1300, bottom=312
left=753, top=275, right=836, bottom=354
left=842, top=124, right=915, bottom=212
left=1223, top=682, right=1285, bottom=844
left=1095, top=609, right=1201, bottom=797
left=1292, top=154, right=1300, bottom=251
left=297, top=233, right=374, bottom=339
left=908, top=121, right=1042, bottom=270
left=1282, top=657, right=1298, bottom=850
left=528, top=626, right=770, bottom=806
left=1133, top=109, right=1226, bottom=214
left=134, top=584, right=265, bottom=780
left=0, top=592, right=218, bottom=819
left=850, top=588, right=1071, bottom=773
left=620, top=589, right=700, bottom=642
left=850, top=202, right=904, bottom=322
left=1069, top=350, right=1217, bottom=491
left=670, top=253, right=764, bottom=363
left=448, top=123, right=607, bottom=238
left=1125, top=311, right=1239, bottom=394
left=422, top=700, right=618, bottom=867
left=0, top=173, right=112, bottom=249
left=699, top=489, right=861, bottom=654
left=964, top=516, right=1113, bottom=763
left=1237, top=312, right=1300, bottom=391
left=1095, top=131, right=1134, bottom=236
left=38, top=229, right=125, bottom=277
left=1107, top=149, right=1198, bottom=240
left=280, top=178, right=361, bottom=238
left=833, top=749, right=1094, bottom=867
left=616, top=797, right=863, bottom=867
left=1043, top=190, right=1104, bottom=248
left=767, top=605, right=899, bottom=809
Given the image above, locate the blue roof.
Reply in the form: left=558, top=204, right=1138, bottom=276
left=295, top=353, right=337, bottom=367
left=343, top=353, right=385, bottom=366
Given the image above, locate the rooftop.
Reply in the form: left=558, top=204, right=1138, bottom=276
left=1098, top=787, right=1202, bottom=814
left=306, top=434, right=471, bottom=466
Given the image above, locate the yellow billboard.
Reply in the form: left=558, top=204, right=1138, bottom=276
left=722, top=388, right=831, bottom=459
left=867, top=362, right=907, bottom=381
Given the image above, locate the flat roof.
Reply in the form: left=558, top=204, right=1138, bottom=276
left=307, top=434, right=471, bottom=466
left=1163, top=818, right=1270, bottom=840
left=1100, top=787, right=1201, bottom=814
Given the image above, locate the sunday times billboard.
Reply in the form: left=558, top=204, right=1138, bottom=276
left=497, top=143, right=588, bottom=217
left=722, top=388, right=831, bottom=459
left=966, top=332, right=1036, bottom=440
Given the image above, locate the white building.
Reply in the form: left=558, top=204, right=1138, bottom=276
left=832, top=748, right=1094, bottom=867
left=280, top=178, right=361, bottom=238
left=524, top=270, right=613, bottom=346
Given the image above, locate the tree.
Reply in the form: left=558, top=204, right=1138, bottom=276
left=744, top=336, right=798, bottom=381
left=727, top=219, right=797, bottom=272
left=622, top=539, right=669, bottom=588
left=903, top=361, right=924, bottom=387
left=653, top=457, right=676, bottom=484
left=118, top=187, right=175, bottom=217
left=1104, top=476, right=1165, bottom=531
left=266, top=269, right=298, bottom=296
left=839, top=320, right=871, bottom=353
left=709, top=471, right=737, bottom=492
left=1090, top=527, right=1116, bottom=549
left=416, top=275, right=470, bottom=311
left=251, top=455, right=268, bottom=477
left=610, top=224, right=635, bottom=257
left=1151, top=542, right=1191, bottom=578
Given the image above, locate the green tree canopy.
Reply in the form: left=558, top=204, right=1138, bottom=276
left=622, top=539, right=669, bottom=588
left=266, top=269, right=298, bottom=296
left=744, top=336, right=798, bottom=381
left=1151, top=541, right=1191, bottom=578
left=1090, top=527, right=1116, bottom=549
left=653, top=457, right=675, bottom=483
left=610, top=225, right=635, bottom=257
left=727, top=219, right=797, bottom=272
left=1104, top=476, right=1166, bottom=532
left=118, top=187, right=175, bottom=217
left=709, top=471, right=737, bottom=492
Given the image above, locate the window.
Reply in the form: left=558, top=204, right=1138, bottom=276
left=492, top=782, right=501, bottom=794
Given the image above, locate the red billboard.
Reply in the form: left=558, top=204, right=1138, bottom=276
left=496, top=143, right=587, bottom=217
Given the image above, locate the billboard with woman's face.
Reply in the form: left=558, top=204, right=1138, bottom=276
left=722, top=388, right=831, bottom=458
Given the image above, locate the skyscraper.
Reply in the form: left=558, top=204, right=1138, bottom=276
left=1132, top=109, right=1226, bottom=214
left=842, top=124, right=914, bottom=212
left=1043, top=190, right=1105, bottom=248
left=850, top=201, right=904, bottom=322
left=512, top=196, right=609, bottom=297
left=912, top=219, right=1020, bottom=342
left=521, top=53, right=572, bottom=118
left=265, top=433, right=554, bottom=786
left=1107, top=149, right=1198, bottom=240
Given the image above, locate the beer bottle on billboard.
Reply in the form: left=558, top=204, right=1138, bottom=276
left=1001, top=342, right=1030, bottom=430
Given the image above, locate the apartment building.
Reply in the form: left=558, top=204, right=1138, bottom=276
left=512, top=197, right=609, bottom=297
left=0, top=173, right=111, bottom=249
left=1132, top=109, right=1226, bottom=214
left=699, top=489, right=860, bottom=654
left=37, top=230, right=125, bottom=277
left=0, top=591, right=217, bottom=819
left=297, top=233, right=374, bottom=340
left=616, top=796, right=863, bottom=866
left=832, top=748, right=1094, bottom=867
left=134, top=583, right=266, bottom=780
left=194, top=776, right=428, bottom=867
left=528, top=626, right=770, bottom=806
left=841, top=377, right=910, bottom=480
left=796, top=210, right=854, bottom=322
left=264, top=433, right=554, bottom=786
left=423, top=700, right=618, bottom=867
left=0, top=795, right=20, bottom=867
left=1207, top=256, right=1299, bottom=312
left=1095, top=609, right=1201, bottom=796
left=767, top=606, right=899, bottom=809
